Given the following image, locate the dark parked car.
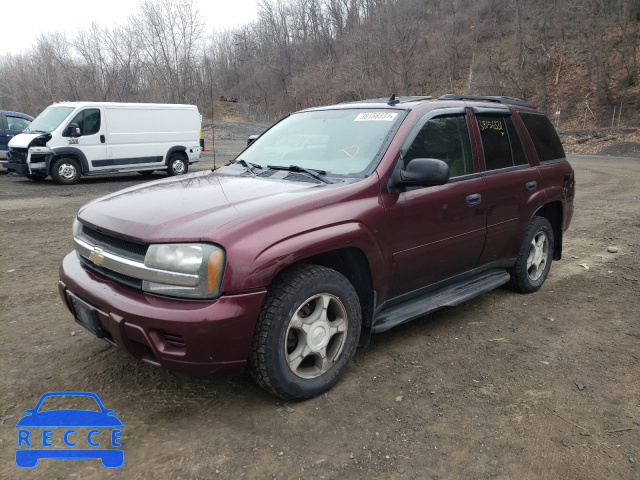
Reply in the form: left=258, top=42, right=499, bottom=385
left=59, top=95, right=575, bottom=400
left=0, top=110, right=33, bottom=162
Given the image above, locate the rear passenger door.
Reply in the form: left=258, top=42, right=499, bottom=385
left=472, top=107, right=542, bottom=265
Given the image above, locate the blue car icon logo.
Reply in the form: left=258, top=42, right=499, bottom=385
left=15, top=391, right=123, bottom=468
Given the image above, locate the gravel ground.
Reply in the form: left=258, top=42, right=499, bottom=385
left=1, top=149, right=638, bottom=479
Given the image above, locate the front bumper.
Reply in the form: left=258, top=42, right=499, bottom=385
left=59, top=252, right=267, bottom=376
left=1, top=160, right=28, bottom=174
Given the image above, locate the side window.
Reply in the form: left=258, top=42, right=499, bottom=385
left=84, top=109, right=101, bottom=135
left=404, top=115, right=473, bottom=178
left=6, top=116, right=31, bottom=132
left=518, top=112, right=565, bottom=162
left=476, top=115, right=528, bottom=170
left=65, top=109, right=101, bottom=136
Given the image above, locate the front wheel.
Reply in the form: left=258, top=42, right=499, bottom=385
left=508, top=216, right=554, bottom=293
left=26, top=172, right=47, bottom=181
left=51, top=158, right=81, bottom=185
left=167, top=154, right=188, bottom=176
left=249, top=265, right=361, bottom=401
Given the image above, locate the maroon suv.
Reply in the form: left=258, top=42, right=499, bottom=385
left=59, top=95, right=575, bottom=400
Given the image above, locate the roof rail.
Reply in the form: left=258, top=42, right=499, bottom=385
left=438, top=94, right=535, bottom=109
left=341, top=96, right=432, bottom=105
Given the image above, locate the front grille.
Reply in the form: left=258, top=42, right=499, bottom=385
left=82, top=226, right=148, bottom=260
left=161, top=331, right=186, bottom=349
left=80, top=256, right=143, bottom=289
left=8, top=149, right=27, bottom=164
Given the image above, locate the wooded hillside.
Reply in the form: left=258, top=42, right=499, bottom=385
left=1, top=0, right=638, bottom=129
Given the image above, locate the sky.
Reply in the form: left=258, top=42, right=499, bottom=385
left=0, top=0, right=259, bottom=56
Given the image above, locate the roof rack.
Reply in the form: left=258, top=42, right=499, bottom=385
left=438, top=94, right=535, bottom=109
left=342, top=95, right=432, bottom=105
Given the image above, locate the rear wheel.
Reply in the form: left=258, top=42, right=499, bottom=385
left=51, top=158, right=81, bottom=185
left=508, top=216, right=554, bottom=293
left=167, top=154, right=188, bottom=176
left=249, top=264, right=361, bottom=400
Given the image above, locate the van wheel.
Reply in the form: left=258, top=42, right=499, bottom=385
left=26, top=172, right=47, bottom=181
left=508, top=216, right=554, bottom=293
left=167, top=154, right=188, bottom=176
left=51, top=158, right=81, bottom=185
left=249, top=265, right=361, bottom=401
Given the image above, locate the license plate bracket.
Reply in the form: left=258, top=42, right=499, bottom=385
left=68, top=293, right=105, bottom=338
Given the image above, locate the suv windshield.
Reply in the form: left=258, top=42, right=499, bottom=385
left=238, top=109, right=404, bottom=176
left=25, top=106, right=75, bottom=133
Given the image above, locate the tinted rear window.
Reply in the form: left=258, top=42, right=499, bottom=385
left=518, top=112, right=565, bottom=162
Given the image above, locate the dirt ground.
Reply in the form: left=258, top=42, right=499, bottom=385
left=1, top=145, right=638, bottom=480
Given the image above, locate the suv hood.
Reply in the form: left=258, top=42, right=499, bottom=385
left=78, top=170, right=329, bottom=243
left=8, top=132, right=51, bottom=149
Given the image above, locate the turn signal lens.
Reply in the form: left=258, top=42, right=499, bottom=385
left=207, top=250, right=224, bottom=293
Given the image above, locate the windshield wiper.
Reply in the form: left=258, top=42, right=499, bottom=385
left=267, top=165, right=334, bottom=184
left=233, top=159, right=263, bottom=175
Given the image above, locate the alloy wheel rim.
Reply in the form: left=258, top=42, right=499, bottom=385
left=526, top=231, right=549, bottom=281
left=285, top=293, right=348, bottom=379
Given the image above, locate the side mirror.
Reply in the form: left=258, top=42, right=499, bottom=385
left=68, top=122, right=81, bottom=137
left=389, top=158, right=450, bottom=193
left=247, top=134, right=260, bottom=146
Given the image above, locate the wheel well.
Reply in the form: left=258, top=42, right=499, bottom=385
left=295, top=248, right=375, bottom=347
left=48, top=155, right=84, bottom=175
left=165, top=146, right=187, bottom=164
left=534, top=201, right=563, bottom=260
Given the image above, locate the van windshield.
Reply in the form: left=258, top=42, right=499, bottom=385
left=25, top=106, right=75, bottom=134
left=238, top=109, right=404, bottom=176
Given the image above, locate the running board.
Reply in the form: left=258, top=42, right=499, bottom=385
left=372, top=269, right=511, bottom=333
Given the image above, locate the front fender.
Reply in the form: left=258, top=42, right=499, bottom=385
left=228, top=221, right=386, bottom=292
left=49, top=147, right=90, bottom=174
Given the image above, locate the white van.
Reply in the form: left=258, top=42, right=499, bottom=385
left=2, top=102, right=202, bottom=184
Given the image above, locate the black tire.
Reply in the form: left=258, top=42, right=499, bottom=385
left=26, top=172, right=47, bottom=181
left=508, top=216, right=554, bottom=293
left=50, top=158, right=81, bottom=185
left=167, top=154, right=188, bottom=176
left=249, top=264, right=362, bottom=401
left=138, top=170, right=155, bottom=177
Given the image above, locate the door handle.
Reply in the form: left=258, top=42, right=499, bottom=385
left=100, top=135, right=105, bottom=143
left=525, top=181, right=537, bottom=191
left=466, top=193, right=482, bottom=205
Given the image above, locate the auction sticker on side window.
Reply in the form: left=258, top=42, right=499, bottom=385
left=354, top=112, right=398, bottom=121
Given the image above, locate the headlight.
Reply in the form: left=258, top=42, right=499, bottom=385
left=142, top=243, right=225, bottom=299
left=72, top=217, right=82, bottom=237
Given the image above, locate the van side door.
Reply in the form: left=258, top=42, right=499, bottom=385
left=62, top=108, right=106, bottom=170
left=102, top=107, right=163, bottom=170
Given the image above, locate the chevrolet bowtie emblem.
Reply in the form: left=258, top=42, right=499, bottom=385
left=89, top=247, right=105, bottom=266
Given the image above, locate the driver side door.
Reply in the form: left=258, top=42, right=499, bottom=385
left=383, top=110, right=487, bottom=300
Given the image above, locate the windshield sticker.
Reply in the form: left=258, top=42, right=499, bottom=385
left=354, top=112, right=398, bottom=122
